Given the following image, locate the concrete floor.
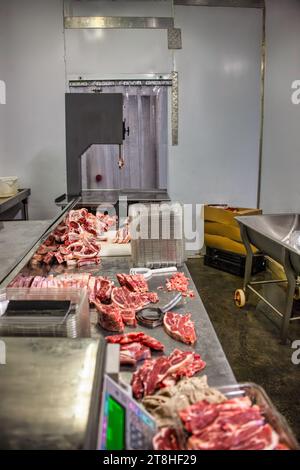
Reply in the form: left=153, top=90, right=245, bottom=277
left=187, top=257, right=300, bottom=441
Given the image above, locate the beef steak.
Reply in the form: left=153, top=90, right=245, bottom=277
left=163, top=311, right=197, bottom=345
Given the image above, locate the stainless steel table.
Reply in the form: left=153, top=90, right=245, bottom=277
left=0, top=188, right=31, bottom=220
left=0, top=337, right=105, bottom=450
left=90, top=257, right=236, bottom=388
left=55, top=189, right=170, bottom=209
left=0, top=220, right=51, bottom=285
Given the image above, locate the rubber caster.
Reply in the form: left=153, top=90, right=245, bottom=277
left=294, top=286, right=300, bottom=300
left=234, top=289, right=246, bottom=308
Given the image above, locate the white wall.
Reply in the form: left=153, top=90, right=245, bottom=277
left=260, top=0, right=300, bottom=213
left=0, top=0, right=66, bottom=219
left=2, top=0, right=298, bottom=226
left=0, top=2, right=7, bottom=163
left=171, top=6, right=262, bottom=210
left=65, top=2, right=263, bottom=250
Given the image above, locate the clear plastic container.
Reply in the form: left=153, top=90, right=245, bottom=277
left=129, top=202, right=186, bottom=268
left=0, top=287, right=90, bottom=338
left=168, top=382, right=299, bottom=450
left=0, top=176, right=18, bottom=197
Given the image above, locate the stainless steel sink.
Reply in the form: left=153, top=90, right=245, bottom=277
left=236, top=214, right=300, bottom=343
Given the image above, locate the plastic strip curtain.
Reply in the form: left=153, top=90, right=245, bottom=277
left=70, top=83, right=168, bottom=190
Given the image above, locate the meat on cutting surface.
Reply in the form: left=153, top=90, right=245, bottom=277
left=131, top=349, right=206, bottom=399
left=27, top=208, right=118, bottom=268
left=111, top=286, right=152, bottom=311
left=10, top=273, right=114, bottom=305
left=119, top=308, right=137, bottom=327
left=153, top=428, right=180, bottom=451
left=94, top=303, right=124, bottom=332
left=179, top=397, right=280, bottom=451
left=163, top=311, right=197, bottom=345
left=166, top=272, right=195, bottom=298
left=117, top=273, right=149, bottom=293
left=106, top=332, right=165, bottom=351
left=120, top=342, right=151, bottom=366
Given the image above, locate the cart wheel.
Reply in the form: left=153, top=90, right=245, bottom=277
left=234, top=289, right=246, bottom=308
left=294, top=286, right=300, bottom=300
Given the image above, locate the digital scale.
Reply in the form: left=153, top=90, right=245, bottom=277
left=98, top=374, right=157, bottom=450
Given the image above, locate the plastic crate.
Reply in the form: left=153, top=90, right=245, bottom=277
left=204, top=246, right=266, bottom=277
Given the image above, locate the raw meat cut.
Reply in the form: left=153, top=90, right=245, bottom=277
left=142, top=292, right=159, bottom=304
left=106, top=332, right=164, bottom=351
left=143, top=375, right=226, bottom=429
left=163, top=311, right=197, bottom=345
left=153, top=428, right=180, bottom=451
left=111, top=286, right=151, bottom=311
left=106, top=332, right=145, bottom=345
left=94, top=277, right=114, bottom=304
left=119, top=308, right=137, bottom=327
left=113, top=221, right=130, bottom=244
left=119, top=352, right=137, bottom=366
left=96, top=212, right=117, bottom=232
left=179, top=397, right=280, bottom=451
left=117, top=273, right=149, bottom=293
left=120, top=342, right=151, bottom=366
left=131, top=349, right=206, bottom=399
left=95, top=303, right=124, bottom=333
left=166, top=272, right=195, bottom=298
left=28, top=208, right=106, bottom=268
left=150, top=379, right=291, bottom=451
left=9, top=273, right=114, bottom=305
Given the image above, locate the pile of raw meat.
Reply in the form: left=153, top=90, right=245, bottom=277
left=94, top=274, right=159, bottom=332
left=113, top=222, right=131, bottom=244
left=163, top=311, right=197, bottom=345
left=153, top=394, right=290, bottom=451
left=30, top=209, right=117, bottom=268
left=131, top=349, right=206, bottom=399
left=166, top=272, right=195, bottom=298
left=106, top=332, right=164, bottom=367
left=9, top=273, right=113, bottom=304
left=143, top=375, right=226, bottom=429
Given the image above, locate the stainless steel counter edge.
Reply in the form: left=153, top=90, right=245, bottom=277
left=0, top=197, right=79, bottom=289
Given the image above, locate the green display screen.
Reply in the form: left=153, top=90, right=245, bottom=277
left=106, top=395, right=126, bottom=450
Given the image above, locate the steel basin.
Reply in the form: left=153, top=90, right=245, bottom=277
left=236, top=214, right=300, bottom=276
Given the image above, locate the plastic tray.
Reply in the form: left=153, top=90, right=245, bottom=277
left=0, top=287, right=90, bottom=338
left=171, top=382, right=299, bottom=450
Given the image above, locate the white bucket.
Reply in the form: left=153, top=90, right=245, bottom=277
left=0, top=177, right=19, bottom=197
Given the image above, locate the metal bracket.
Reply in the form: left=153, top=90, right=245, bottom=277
left=171, top=71, right=179, bottom=146
left=168, top=28, right=182, bottom=49
left=174, top=0, right=264, bottom=7
left=64, top=16, right=174, bottom=29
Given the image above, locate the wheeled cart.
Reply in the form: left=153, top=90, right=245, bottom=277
left=234, top=214, right=300, bottom=344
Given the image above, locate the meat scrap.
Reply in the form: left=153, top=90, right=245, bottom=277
left=117, top=273, right=149, bottom=293
left=28, top=208, right=110, bottom=268
left=111, top=286, right=158, bottom=311
left=143, top=375, right=225, bottom=429
left=94, top=302, right=137, bottom=331
left=106, top=332, right=165, bottom=351
left=95, top=303, right=124, bottom=333
left=163, top=311, right=197, bottom=345
left=9, top=273, right=114, bottom=305
left=120, top=342, right=152, bottom=367
left=119, top=308, right=137, bottom=327
left=106, top=332, right=164, bottom=368
left=153, top=428, right=180, bottom=451
left=166, top=272, right=195, bottom=298
left=152, top=383, right=291, bottom=451
left=180, top=397, right=281, bottom=451
left=113, top=221, right=130, bottom=244
left=131, top=349, right=206, bottom=399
